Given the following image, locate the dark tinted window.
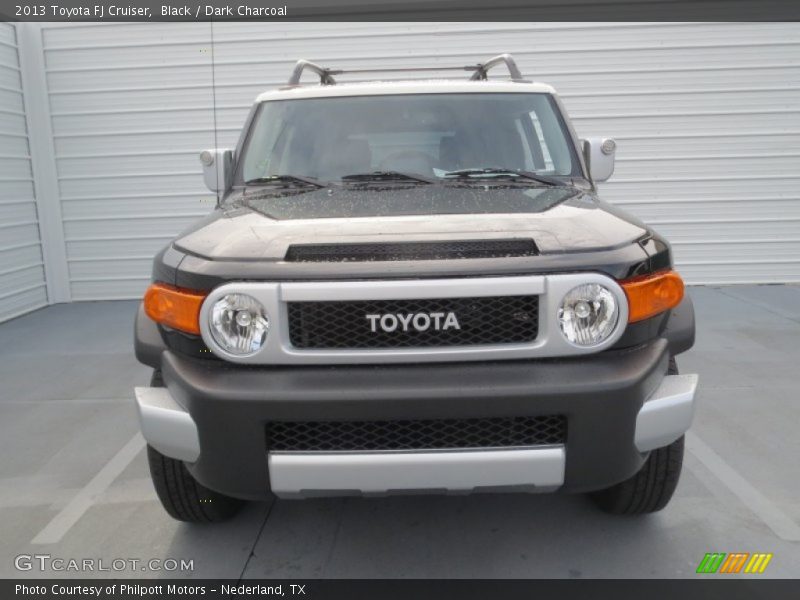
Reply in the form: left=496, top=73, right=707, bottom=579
left=239, top=93, right=580, bottom=182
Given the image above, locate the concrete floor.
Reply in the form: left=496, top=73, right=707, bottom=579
left=0, top=285, right=798, bottom=579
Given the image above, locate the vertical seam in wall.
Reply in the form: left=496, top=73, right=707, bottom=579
left=17, top=22, right=71, bottom=304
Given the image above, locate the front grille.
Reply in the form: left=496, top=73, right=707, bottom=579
left=266, top=415, right=566, bottom=451
left=284, top=239, right=538, bottom=262
left=288, top=295, right=539, bottom=349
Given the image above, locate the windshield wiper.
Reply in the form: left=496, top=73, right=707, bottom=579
left=245, top=175, right=327, bottom=188
left=442, top=168, right=563, bottom=187
left=341, top=171, right=435, bottom=184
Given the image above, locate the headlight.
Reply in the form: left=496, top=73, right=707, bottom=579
left=209, top=293, right=269, bottom=355
left=558, top=283, right=619, bottom=346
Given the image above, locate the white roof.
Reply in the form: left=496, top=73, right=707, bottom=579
left=255, top=79, right=557, bottom=102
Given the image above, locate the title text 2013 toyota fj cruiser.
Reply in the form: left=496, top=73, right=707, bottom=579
left=134, top=55, right=698, bottom=522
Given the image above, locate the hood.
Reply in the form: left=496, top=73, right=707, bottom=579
left=172, top=185, right=648, bottom=261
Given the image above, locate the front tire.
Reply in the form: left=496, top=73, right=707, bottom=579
left=147, top=369, right=243, bottom=523
left=147, top=445, right=244, bottom=523
left=590, top=356, right=684, bottom=515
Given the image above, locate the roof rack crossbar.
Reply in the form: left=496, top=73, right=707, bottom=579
left=327, top=66, right=475, bottom=75
left=287, top=54, right=525, bottom=86
left=469, top=54, right=523, bottom=81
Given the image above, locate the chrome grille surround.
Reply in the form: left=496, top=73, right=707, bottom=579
left=198, top=272, right=629, bottom=365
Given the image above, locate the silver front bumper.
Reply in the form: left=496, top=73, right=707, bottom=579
left=134, top=386, right=200, bottom=463
left=268, top=446, right=566, bottom=498
left=134, top=371, right=698, bottom=496
left=634, top=373, right=699, bottom=452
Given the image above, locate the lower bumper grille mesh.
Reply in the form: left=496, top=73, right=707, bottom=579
left=266, top=415, right=566, bottom=452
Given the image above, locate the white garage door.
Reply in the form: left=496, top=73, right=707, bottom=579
left=36, top=22, right=800, bottom=300
left=0, top=23, right=48, bottom=321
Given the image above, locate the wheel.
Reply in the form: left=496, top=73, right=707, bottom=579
left=147, top=445, right=243, bottom=523
left=146, top=370, right=243, bottom=523
left=590, top=356, right=684, bottom=515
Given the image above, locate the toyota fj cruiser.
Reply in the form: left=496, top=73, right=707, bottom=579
left=134, top=55, right=698, bottom=522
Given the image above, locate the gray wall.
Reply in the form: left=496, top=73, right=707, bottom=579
left=1, top=22, right=799, bottom=320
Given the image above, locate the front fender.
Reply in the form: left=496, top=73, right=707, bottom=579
left=134, top=303, right=166, bottom=369
left=664, top=294, right=696, bottom=357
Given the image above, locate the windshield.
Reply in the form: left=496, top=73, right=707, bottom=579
left=237, top=93, right=582, bottom=184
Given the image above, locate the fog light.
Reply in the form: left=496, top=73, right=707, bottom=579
left=209, top=293, right=269, bottom=355
left=558, top=283, right=619, bottom=346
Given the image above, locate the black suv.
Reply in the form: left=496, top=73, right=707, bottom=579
left=134, top=55, right=698, bottom=522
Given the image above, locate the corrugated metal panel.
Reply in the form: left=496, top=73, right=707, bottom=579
left=42, top=23, right=218, bottom=300
left=0, top=23, right=47, bottom=322
left=40, top=22, right=800, bottom=294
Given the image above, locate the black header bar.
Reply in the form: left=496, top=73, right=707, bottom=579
left=2, top=0, right=800, bottom=21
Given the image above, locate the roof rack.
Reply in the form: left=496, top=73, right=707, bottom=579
left=286, top=54, right=526, bottom=86
left=469, top=54, right=524, bottom=81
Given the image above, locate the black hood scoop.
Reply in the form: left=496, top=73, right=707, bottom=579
left=284, top=239, right=539, bottom=262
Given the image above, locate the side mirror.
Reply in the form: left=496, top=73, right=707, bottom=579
left=199, top=148, right=233, bottom=193
left=581, top=137, right=616, bottom=183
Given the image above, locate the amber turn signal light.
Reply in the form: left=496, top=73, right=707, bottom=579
left=621, top=270, right=684, bottom=323
left=143, top=283, right=207, bottom=335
